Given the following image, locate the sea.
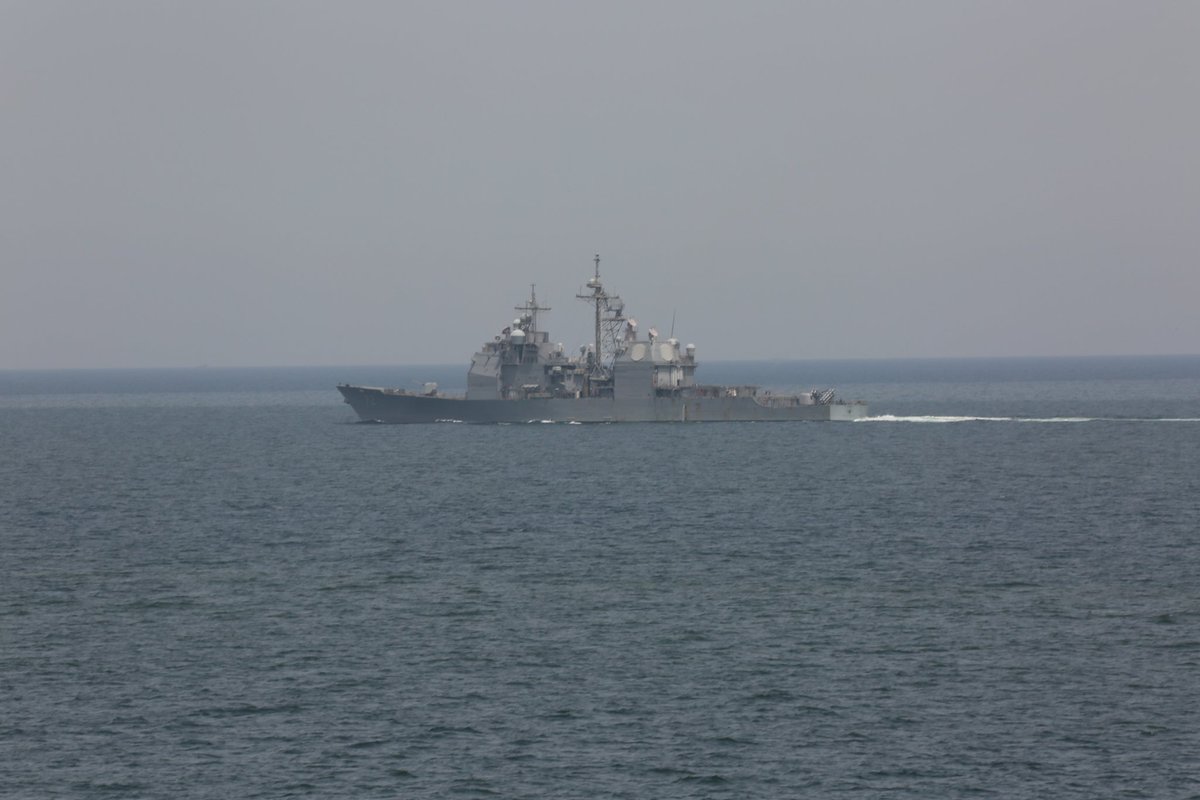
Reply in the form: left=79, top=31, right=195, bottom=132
left=2, top=356, right=1199, bottom=799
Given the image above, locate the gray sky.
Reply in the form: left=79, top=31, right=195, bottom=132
left=3, top=1, right=1198, bottom=369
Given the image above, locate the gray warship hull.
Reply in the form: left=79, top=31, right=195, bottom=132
left=338, top=384, right=868, bottom=423
left=339, top=256, right=868, bottom=423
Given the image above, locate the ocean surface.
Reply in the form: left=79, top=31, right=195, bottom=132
left=3, top=356, right=1199, bottom=799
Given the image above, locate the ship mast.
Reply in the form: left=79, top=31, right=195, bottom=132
left=592, top=255, right=601, bottom=370
left=576, top=254, right=628, bottom=390
left=515, top=283, right=549, bottom=331
left=576, top=254, right=604, bottom=377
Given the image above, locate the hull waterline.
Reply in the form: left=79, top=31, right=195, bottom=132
left=338, top=384, right=867, bottom=423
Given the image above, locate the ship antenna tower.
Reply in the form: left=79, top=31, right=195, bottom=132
left=576, top=253, right=627, bottom=385
left=577, top=254, right=604, bottom=377
left=592, top=255, right=601, bottom=370
left=515, top=283, right=550, bottom=331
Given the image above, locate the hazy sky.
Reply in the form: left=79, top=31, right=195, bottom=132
left=3, top=1, right=1198, bottom=368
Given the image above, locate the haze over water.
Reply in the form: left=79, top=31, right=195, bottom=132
left=5, top=3, right=1199, bottom=369
left=3, top=356, right=1199, bottom=798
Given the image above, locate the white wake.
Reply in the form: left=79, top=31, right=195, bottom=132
left=857, top=415, right=1200, bottom=424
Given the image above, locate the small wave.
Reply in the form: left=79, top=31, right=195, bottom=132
left=192, top=703, right=303, bottom=718
left=71, top=782, right=149, bottom=793
left=435, top=418, right=464, bottom=423
left=674, top=774, right=730, bottom=785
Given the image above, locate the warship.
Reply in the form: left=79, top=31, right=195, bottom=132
left=338, top=256, right=868, bottom=423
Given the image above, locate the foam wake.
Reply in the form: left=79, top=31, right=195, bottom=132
left=857, top=415, right=1200, bottom=424
left=857, top=415, right=1038, bottom=423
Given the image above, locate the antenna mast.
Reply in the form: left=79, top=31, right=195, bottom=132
left=577, top=254, right=604, bottom=377
left=576, top=254, right=627, bottom=389
left=515, top=283, right=550, bottom=331
left=592, top=255, right=601, bottom=371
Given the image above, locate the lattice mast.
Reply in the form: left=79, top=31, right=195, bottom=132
left=576, top=254, right=626, bottom=380
left=577, top=254, right=603, bottom=376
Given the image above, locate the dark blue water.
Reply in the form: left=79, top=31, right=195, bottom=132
left=3, top=357, right=1199, bottom=798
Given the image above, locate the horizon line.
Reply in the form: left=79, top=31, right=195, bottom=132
left=3, top=352, right=1200, bottom=373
